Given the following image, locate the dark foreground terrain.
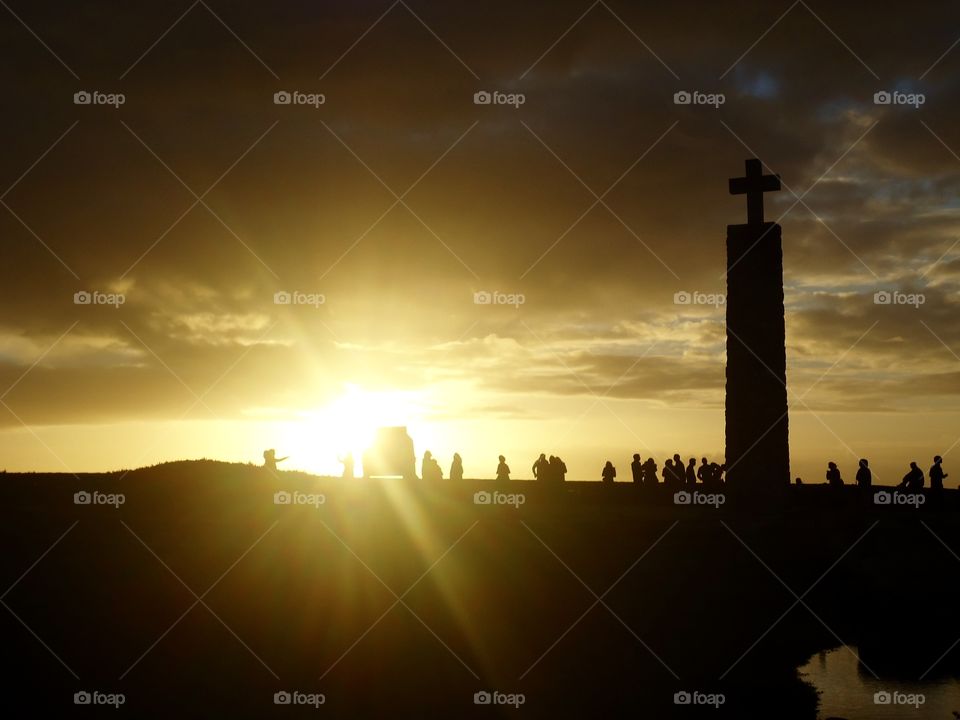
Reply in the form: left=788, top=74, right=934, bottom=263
left=2, top=460, right=959, bottom=718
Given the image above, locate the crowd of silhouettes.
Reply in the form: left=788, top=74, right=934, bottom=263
left=819, top=456, right=949, bottom=493
left=263, top=447, right=950, bottom=494
left=532, top=453, right=568, bottom=484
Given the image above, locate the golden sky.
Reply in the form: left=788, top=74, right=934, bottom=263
left=2, top=0, right=960, bottom=484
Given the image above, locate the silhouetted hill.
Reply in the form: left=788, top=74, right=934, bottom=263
left=2, top=466, right=958, bottom=718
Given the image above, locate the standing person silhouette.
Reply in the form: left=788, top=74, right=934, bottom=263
left=549, top=455, right=567, bottom=483
left=532, top=453, right=548, bottom=481
left=697, top=457, right=709, bottom=482
left=601, top=461, right=616, bottom=484
left=686, top=458, right=697, bottom=487
left=631, top=454, right=643, bottom=484
left=662, top=459, right=674, bottom=487
left=930, top=455, right=948, bottom=490
left=263, top=449, right=288, bottom=472
left=496, top=455, right=511, bottom=483
left=826, top=462, right=843, bottom=487
left=855, top=459, right=872, bottom=489
left=339, top=452, right=355, bottom=479
left=450, top=453, right=463, bottom=481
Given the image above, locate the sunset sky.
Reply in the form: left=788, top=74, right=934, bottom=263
left=2, top=0, right=960, bottom=483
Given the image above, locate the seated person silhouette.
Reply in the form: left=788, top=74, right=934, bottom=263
left=601, top=460, right=616, bottom=484
left=496, top=455, right=510, bottom=482
left=631, top=454, right=643, bottom=484
left=825, top=461, right=843, bottom=487
left=263, top=449, right=288, bottom=472
left=899, top=461, right=924, bottom=491
left=450, top=453, right=463, bottom=481
left=930, top=455, right=948, bottom=491
left=855, top=458, right=871, bottom=489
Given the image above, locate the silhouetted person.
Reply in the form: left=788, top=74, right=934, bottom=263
left=794, top=477, right=803, bottom=485
left=899, top=461, right=924, bottom=491
left=825, top=461, right=842, bottom=487
left=686, top=458, right=697, bottom=487
left=533, top=453, right=549, bottom=482
left=855, top=458, right=871, bottom=489
left=550, top=455, right=567, bottom=483
left=663, top=459, right=674, bottom=487
left=422, top=451, right=442, bottom=481
left=496, top=455, right=510, bottom=483
left=263, top=449, right=288, bottom=472
left=450, top=453, right=463, bottom=481
left=339, top=452, right=355, bottom=479
left=602, top=461, right=616, bottom=484
left=631, top=454, right=643, bottom=484
left=930, top=455, right=948, bottom=491
left=643, top=458, right=658, bottom=485
left=672, top=454, right=683, bottom=486
left=546, top=455, right=558, bottom=483
left=697, top=457, right=709, bottom=482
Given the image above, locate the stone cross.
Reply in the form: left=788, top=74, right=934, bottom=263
left=729, top=158, right=781, bottom=225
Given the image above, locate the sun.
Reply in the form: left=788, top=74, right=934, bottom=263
left=299, top=384, right=430, bottom=476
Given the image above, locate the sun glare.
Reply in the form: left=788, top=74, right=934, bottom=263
left=295, top=384, right=430, bottom=476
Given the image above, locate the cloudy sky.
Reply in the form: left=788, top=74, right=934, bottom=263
left=2, top=0, right=960, bottom=483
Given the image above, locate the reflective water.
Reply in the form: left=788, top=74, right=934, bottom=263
left=799, top=645, right=960, bottom=719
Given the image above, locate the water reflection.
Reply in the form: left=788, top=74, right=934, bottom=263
left=799, top=645, right=960, bottom=719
